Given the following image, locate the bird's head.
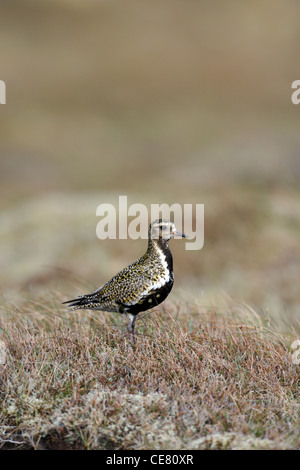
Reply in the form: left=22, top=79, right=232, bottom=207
left=149, top=219, right=188, bottom=241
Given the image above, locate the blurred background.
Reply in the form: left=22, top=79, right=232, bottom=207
left=1, top=0, right=300, bottom=323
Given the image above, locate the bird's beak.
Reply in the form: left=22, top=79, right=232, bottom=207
left=174, top=230, right=189, bottom=238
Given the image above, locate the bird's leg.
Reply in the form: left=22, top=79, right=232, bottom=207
left=127, top=313, right=136, bottom=334
left=127, top=314, right=136, bottom=343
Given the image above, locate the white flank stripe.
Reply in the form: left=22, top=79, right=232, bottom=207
left=124, top=245, right=171, bottom=307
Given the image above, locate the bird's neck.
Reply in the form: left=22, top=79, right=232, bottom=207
left=148, top=236, right=169, bottom=251
left=148, top=238, right=173, bottom=272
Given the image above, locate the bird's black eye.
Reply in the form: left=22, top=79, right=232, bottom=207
left=160, top=224, right=167, bottom=230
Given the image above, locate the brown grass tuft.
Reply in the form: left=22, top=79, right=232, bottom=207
left=0, top=295, right=299, bottom=450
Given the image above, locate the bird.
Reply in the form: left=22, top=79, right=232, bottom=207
left=63, top=219, right=187, bottom=337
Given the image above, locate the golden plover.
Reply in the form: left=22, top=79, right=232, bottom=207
left=63, top=219, right=187, bottom=336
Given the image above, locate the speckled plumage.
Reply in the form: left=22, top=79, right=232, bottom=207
left=63, top=219, right=187, bottom=336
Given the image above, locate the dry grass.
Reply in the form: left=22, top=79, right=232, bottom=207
left=0, top=1, right=299, bottom=451
left=0, top=295, right=299, bottom=450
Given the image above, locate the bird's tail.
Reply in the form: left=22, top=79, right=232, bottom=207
left=62, top=295, right=98, bottom=311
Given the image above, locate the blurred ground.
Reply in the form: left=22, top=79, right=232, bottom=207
left=0, top=0, right=300, bottom=326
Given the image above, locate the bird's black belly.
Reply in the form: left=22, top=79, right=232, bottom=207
left=125, top=279, right=174, bottom=315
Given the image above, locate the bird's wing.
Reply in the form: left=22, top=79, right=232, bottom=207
left=94, top=263, right=156, bottom=306
left=63, top=256, right=166, bottom=311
